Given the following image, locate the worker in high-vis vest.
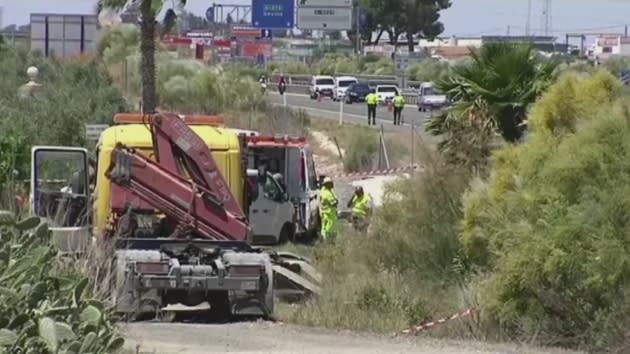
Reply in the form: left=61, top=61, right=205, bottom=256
left=392, top=92, right=405, bottom=125
left=319, top=176, right=339, bottom=241
left=347, top=186, right=373, bottom=232
left=365, top=89, right=378, bottom=126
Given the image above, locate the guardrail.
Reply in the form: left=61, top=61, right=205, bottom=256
left=268, top=73, right=424, bottom=89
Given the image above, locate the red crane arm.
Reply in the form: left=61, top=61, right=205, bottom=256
left=150, top=113, right=246, bottom=219
left=105, top=112, right=251, bottom=243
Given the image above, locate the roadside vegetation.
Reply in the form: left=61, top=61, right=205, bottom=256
left=281, top=42, right=630, bottom=353
left=0, top=213, right=124, bottom=353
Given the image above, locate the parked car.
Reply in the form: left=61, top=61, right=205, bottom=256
left=375, top=85, right=400, bottom=104
left=333, top=76, right=358, bottom=101
left=417, top=82, right=449, bottom=112
left=344, top=82, right=372, bottom=104
left=309, top=75, right=335, bottom=99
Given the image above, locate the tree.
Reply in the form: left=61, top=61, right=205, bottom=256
left=430, top=42, right=559, bottom=147
left=97, top=0, right=186, bottom=113
left=359, top=0, right=450, bottom=51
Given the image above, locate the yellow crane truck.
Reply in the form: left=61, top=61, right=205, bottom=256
left=30, top=112, right=320, bottom=320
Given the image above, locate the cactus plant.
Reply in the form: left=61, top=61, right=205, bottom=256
left=0, top=211, right=124, bottom=354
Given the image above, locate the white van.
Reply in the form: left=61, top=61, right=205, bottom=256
left=309, top=75, right=335, bottom=99
left=333, top=76, right=358, bottom=101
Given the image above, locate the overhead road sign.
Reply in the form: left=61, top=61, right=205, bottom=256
left=252, top=0, right=295, bottom=29
left=297, top=6, right=352, bottom=30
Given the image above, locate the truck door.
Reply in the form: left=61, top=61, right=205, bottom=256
left=31, top=146, right=91, bottom=253
left=248, top=171, right=293, bottom=244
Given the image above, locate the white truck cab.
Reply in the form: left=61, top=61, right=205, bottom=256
left=375, top=84, right=400, bottom=104
left=244, top=135, right=320, bottom=242
left=309, top=75, right=335, bottom=99
left=333, top=76, right=358, bottom=101
left=417, top=82, right=449, bottom=112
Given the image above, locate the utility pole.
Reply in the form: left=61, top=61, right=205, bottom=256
left=354, top=0, right=361, bottom=55
left=541, top=0, right=552, bottom=36
left=525, top=0, right=532, bottom=35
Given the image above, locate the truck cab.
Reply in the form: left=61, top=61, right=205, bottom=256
left=243, top=134, right=320, bottom=242
left=417, top=82, right=449, bottom=112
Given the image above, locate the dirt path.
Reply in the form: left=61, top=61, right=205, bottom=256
left=122, top=321, right=582, bottom=354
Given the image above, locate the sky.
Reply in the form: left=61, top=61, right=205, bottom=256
left=1, top=0, right=629, bottom=38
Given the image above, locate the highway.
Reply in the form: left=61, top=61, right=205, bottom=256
left=269, top=92, right=433, bottom=129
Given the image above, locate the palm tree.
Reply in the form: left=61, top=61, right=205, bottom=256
left=430, top=42, right=559, bottom=143
left=97, top=0, right=186, bottom=113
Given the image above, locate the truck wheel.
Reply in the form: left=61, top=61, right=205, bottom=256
left=207, top=291, right=231, bottom=323
left=279, top=223, right=295, bottom=244
left=262, top=257, right=275, bottom=320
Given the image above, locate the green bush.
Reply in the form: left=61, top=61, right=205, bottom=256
left=341, top=127, right=379, bottom=172
left=460, top=70, right=630, bottom=350
left=0, top=213, right=124, bottom=353
left=407, top=60, right=451, bottom=81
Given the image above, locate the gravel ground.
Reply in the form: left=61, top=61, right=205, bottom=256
left=122, top=321, right=583, bottom=354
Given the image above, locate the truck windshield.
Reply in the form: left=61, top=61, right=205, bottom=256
left=316, top=78, right=334, bottom=85
left=422, top=87, right=437, bottom=95
left=378, top=87, right=398, bottom=93
left=338, top=80, right=356, bottom=87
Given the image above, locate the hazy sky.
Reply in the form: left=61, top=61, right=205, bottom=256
left=1, top=0, right=629, bottom=37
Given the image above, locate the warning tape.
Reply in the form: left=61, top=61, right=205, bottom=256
left=328, top=165, right=421, bottom=179
left=395, top=307, right=477, bottom=336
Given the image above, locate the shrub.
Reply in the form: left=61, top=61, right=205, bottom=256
left=341, top=127, right=379, bottom=172
left=460, top=69, right=630, bottom=350
left=407, top=60, right=451, bottom=82
left=0, top=212, right=124, bottom=353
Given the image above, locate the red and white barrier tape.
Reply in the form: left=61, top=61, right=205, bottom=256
left=395, top=307, right=477, bottom=336
left=329, top=165, right=421, bottom=179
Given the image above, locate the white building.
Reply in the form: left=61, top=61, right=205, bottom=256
left=588, top=36, right=630, bottom=58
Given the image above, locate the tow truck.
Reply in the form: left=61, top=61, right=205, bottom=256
left=30, top=112, right=320, bottom=319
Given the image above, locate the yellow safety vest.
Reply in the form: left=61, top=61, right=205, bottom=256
left=393, top=95, right=405, bottom=107
left=320, top=187, right=338, bottom=214
left=350, top=193, right=371, bottom=218
left=366, top=93, right=378, bottom=105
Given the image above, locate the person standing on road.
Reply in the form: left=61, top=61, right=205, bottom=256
left=392, top=92, right=405, bottom=125
left=347, top=186, right=373, bottom=232
left=319, top=176, right=339, bottom=242
left=365, top=89, right=378, bottom=126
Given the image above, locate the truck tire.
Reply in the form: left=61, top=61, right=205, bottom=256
left=279, top=223, right=295, bottom=244
left=262, top=257, right=275, bottom=320
left=207, top=290, right=231, bottom=323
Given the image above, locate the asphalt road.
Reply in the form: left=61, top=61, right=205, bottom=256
left=269, top=92, right=433, bottom=129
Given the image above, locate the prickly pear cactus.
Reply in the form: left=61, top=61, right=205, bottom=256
left=0, top=211, right=125, bottom=354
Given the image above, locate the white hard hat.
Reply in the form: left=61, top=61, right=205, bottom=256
left=323, top=176, right=332, bottom=184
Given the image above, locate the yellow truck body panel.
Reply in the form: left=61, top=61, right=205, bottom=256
left=94, top=123, right=243, bottom=235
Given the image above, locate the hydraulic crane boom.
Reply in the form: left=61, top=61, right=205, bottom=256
left=105, top=112, right=251, bottom=242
